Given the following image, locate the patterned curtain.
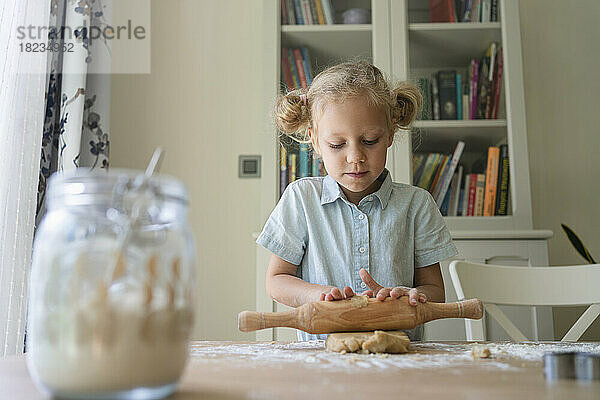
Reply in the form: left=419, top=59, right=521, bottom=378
left=37, top=0, right=112, bottom=221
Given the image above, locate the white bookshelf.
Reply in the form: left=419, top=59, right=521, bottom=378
left=257, top=0, right=553, bottom=342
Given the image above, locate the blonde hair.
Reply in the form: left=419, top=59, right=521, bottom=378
left=274, top=60, right=423, bottom=150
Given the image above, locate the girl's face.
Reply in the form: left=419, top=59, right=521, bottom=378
left=310, top=96, right=393, bottom=205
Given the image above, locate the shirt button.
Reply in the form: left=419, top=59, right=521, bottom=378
left=358, top=214, right=365, bottom=220
left=359, top=247, right=366, bottom=253
left=361, top=282, right=367, bottom=289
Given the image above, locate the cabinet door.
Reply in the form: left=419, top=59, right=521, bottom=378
left=424, top=239, right=554, bottom=341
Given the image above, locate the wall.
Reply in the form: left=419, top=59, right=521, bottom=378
left=519, top=0, right=600, bottom=340
left=110, top=0, right=268, bottom=340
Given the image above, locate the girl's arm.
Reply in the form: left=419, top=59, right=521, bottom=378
left=266, top=254, right=356, bottom=307
left=414, top=262, right=445, bottom=303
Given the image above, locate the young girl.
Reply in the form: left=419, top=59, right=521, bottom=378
left=257, top=61, right=458, bottom=341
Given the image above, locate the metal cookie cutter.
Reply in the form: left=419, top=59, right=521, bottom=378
left=575, top=353, right=600, bottom=381
left=544, top=351, right=577, bottom=380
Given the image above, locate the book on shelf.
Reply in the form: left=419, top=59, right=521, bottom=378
left=429, top=0, right=457, bottom=23
left=434, top=140, right=465, bottom=205
left=416, top=153, right=440, bottom=190
left=446, top=165, right=463, bottom=216
left=483, top=146, right=500, bottom=216
left=438, top=70, right=457, bottom=120
left=280, top=146, right=288, bottom=197
left=417, top=78, right=432, bottom=120
left=419, top=44, right=502, bottom=121
left=281, top=46, right=314, bottom=91
left=430, top=0, right=498, bottom=23
left=491, top=46, right=503, bottom=119
left=456, top=73, right=462, bottom=120
left=460, top=173, right=470, bottom=216
left=413, top=140, right=465, bottom=212
left=466, top=173, right=477, bottom=216
left=288, top=153, right=297, bottom=183
left=469, top=59, right=479, bottom=119
left=282, top=0, right=335, bottom=25
left=431, top=76, right=440, bottom=120
left=473, top=173, right=486, bottom=216
left=495, top=144, right=509, bottom=215
left=299, top=143, right=309, bottom=178
left=414, top=143, right=510, bottom=217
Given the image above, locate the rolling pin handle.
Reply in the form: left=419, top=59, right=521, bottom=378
left=238, top=311, right=263, bottom=332
left=460, top=298, right=484, bottom=320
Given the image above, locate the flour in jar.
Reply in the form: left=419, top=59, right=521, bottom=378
left=27, top=243, right=193, bottom=394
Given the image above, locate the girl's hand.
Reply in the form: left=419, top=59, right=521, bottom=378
left=319, top=286, right=373, bottom=301
left=359, top=268, right=427, bottom=306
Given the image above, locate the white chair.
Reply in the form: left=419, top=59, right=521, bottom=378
left=449, top=260, right=600, bottom=342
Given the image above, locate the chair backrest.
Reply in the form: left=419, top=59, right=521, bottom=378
left=449, top=260, right=600, bottom=342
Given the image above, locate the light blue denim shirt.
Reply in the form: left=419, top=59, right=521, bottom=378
left=256, top=169, right=458, bottom=342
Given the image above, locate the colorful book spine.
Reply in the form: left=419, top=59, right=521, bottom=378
left=300, top=47, right=313, bottom=85
left=470, top=59, right=479, bottom=119
left=481, top=0, right=491, bottom=22
left=492, top=47, right=503, bottom=119
left=491, top=0, right=498, bottom=21
left=314, top=0, right=326, bottom=24
left=281, top=0, right=288, bottom=25
left=299, top=143, right=309, bottom=178
left=321, top=0, right=334, bottom=24
left=435, top=141, right=465, bottom=205
left=474, top=173, right=486, bottom=216
left=429, top=0, right=457, bottom=22
left=495, top=144, right=510, bottom=215
left=461, top=173, right=471, bottom=216
left=281, top=49, right=296, bottom=90
left=466, top=173, right=478, bottom=216
left=483, top=146, right=500, bottom=216
left=300, top=0, right=313, bottom=24
left=462, top=80, right=469, bottom=120
left=446, top=172, right=458, bottom=216
left=417, top=78, right=431, bottom=120
left=293, top=48, right=308, bottom=89
left=311, top=153, right=319, bottom=176
left=431, top=76, right=440, bottom=120
left=429, top=155, right=449, bottom=194
left=438, top=70, right=457, bottom=120
left=286, top=0, right=296, bottom=24
left=471, top=0, right=481, bottom=22
left=308, top=0, right=319, bottom=24
left=288, top=153, right=297, bottom=182
left=413, top=154, right=427, bottom=185
left=450, top=165, right=463, bottom=216
left=456, top=73, right=462, bottom=120
left=287, top=49, right=300, bottom=89
left=293, top=0, right=304, bottom=24
left=417, top=153, right=439, bottom=189
left=440, top=188, right=451, bottom=216
left=280, top=146, right=288, bottom=197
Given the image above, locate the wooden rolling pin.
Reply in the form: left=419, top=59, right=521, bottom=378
left=238, top=296, right=483, bottom=334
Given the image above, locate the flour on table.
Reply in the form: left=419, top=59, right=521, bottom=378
left=190, top=341, right=600, bottom=372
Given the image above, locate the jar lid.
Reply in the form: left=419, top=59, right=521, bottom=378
left=47, top=168, right=188, bottom=206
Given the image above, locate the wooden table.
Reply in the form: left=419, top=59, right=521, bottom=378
left=2, top=341, right=600, bottom=399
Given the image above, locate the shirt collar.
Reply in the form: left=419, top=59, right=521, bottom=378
left=321, top=174, right=345, bottom=205
left=373, top=169, right=392, bottom=209
left=320, top=169, right=393, bottom=209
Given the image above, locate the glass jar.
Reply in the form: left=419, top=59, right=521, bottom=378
left=27, top=169, right=195, bottom=400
